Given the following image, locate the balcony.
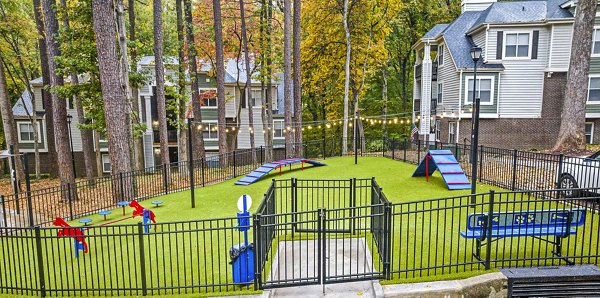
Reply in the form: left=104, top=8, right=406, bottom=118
left=413, top=99, right=421, bottom=112
left=153, top=130, right=178, bottom=143
left=414, top=62, right=438, bottom=81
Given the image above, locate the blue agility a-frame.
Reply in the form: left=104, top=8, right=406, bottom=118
left=412, top=150, right=471, bottom=190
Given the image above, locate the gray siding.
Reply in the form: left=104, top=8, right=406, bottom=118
left=549, top=24, right=573, bottom=70
left=461, top=72, right=500, bottom=114
left=472, top=30, right=487, bottom=61
left=16, top=119, right=46, bottom=151
left=488, top=26, right=549, bottom=117
left=436, top=41, right=461, bottom=113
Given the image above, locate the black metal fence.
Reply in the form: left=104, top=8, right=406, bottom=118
left=2, top=137, right=599, bottom=229
left=1, top=177, right=599, bottom=296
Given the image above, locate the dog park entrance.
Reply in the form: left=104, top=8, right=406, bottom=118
left=253, top=178, right=391, bottom=289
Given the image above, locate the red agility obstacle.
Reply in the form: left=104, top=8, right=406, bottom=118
left=129, top=200, right=157, bottom=233
left=53, top=217, right=88, bottom=258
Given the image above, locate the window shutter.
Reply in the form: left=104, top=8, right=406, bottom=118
left=496, top=31, right=503, bottom=59
left=532, top=30, right=539, bottom=59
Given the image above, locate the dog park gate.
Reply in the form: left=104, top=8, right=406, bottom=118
left=253, top=178, right=391, bottom=289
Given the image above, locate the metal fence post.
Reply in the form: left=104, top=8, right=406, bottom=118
left=137, top=222, right=148, bottom=296
left=318, top=208, right=325, bottom=286
left=403, top=139, right=407, bottom=162
left=23, top=153, right=34, bottom=227
left=417, top=139, right=421, bottom=162
left=556, top=154, right=564, bottom=188
left=350, top=178, right=356, bottom=235
left=67, top=183, right=74, bottom=221
left=391, top=140, right=395, bottom=160
left=384, top=202, right=392, bottom=280
left=233, top=150, right=237, bottom=178
left=485, top=190, right=495, bottom=270
left=479, top=145, right=484, bottom=183
left=162, top=164, right=168, bottom=195
left=253, top=213, right=262, bottom=289
left=511, top=149, right=518, bottom=191
left=119, top=172, right=125, bottom=200
left=260, top=146, right=264, bottom=164
left=323, top=139, right=326, bottom=159
left=0, top=195, right=7, bottom=228
left=9, top=145, right=20, bottom=215
left=201, top=157, right=205, bottom=187
left=34, top=227, right=46, bottom=297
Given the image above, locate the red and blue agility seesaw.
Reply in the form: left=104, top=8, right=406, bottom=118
left=53, top=200, right=158, bottom=257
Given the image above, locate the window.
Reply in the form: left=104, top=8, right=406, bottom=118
left=273, top=120, right=285, bottom=139
left=438, top=44, right=444, bottom=66
left=435, top=120, right=441, bottom=141
left=98, top=131, right=108, bottom=142
left=586, top=122, right=594, bottom=144
left=505, top=32, right=530, bottom=58
left=465, top=77, right=494, bottom=105
left=202, top=122, right=218, bottom=140
left=448, top=122, right=456, bottom=143
left=437, top=82, right=443, bottom=104
left=251, top=90, right=262, bottom=107
left=101, top=154, right=111, bottom=173
left=588, top=77, right=600, bottom=102
left=18, top=123, right=38, bottom=143
left=200, top=90, right=218, bottom=107
left=593, top=28, right=600, bottom=56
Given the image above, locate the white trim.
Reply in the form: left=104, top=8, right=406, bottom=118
left=586, top=113, right=600, bottom=118
left=201, top=120, right=219, bottom=141
left=592, top=26, right=600, bottom=58
left=464, top=75, right=495, bottom=106
left=101, top=154, right=111, bottom=173
left=273, top=119, right=285, bottom=139
left=587, top=75, right=600, bottom=104
left=17, top=122, right=41, bottom=143
left=502, top=30, right=533, bottom=60
left=199, top=88, right=218, bottom=109
left=549, top=24, right=554, bottom=69
left=437, top=81, right=443, bottom=104
left=437, top=44, right=445, bottom=67
left=585, top=122, right=594, bottom=144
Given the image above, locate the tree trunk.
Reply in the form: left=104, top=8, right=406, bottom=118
left=33, top=0, right=57, bottom=178
left=92, top=0, right=133, bottom=199
left=293, top=0, right=302, bottom=157
left=153, top=0, right=171, bottom=176
left=176, top=0, right=188, bottom=177
left=239, top=0, right=257, bottom=164
left=212, top=0, right=228, bottom=163
left=554, top=0, right=598, bottom=151
left=116, top=0, right=137, bottom=175
left=342, top=0, right=351, bottom=155
left=42, top=0, right=75, bottom=185
left=184, top=0, right=206, bottom=160
left=262, top=0, right=274, bottom=161
left=0, top=58, right=25, bottom=183
left=283, top=0, right=293, bottom=158
left=60, top=0, right=96, bottom=181
left=94, top=129, right=103, bottom=177
left=128, top=0, right=145, bottom=171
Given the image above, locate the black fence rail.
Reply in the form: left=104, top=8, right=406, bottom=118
left=2, top=137, right=599, bottom=231
left=389, top=188, right=600, bottom=280
left=1, top=176, right=599, bottom=296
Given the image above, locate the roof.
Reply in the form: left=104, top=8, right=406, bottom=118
left=422, top=24, right=448, bottom=40
left=419, top=0, right=573, bottom=70
left=138, top=55, right=278, bottom=85
left=442, top=11, right=504, bottom=69
left=12, top=90, right=45, bottom=117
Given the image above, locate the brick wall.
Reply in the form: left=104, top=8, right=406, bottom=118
left=436, top=72, right=572, bottom=149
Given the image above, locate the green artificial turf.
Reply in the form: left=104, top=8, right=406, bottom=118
left=2, top=156, right=598, bottom=297
left=71, top=156, right=502, bottom=226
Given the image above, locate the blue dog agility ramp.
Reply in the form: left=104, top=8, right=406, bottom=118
left=235, top=158, right=327, bottom=186
left=412, top=150, right=471, bottom=190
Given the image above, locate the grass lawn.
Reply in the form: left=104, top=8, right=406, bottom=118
left=72, top=156, right=502, bottom=226
left=2, top=156, right=597, bottom=297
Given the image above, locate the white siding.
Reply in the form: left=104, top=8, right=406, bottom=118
left=472, top=30, right=487, bottom=61
left=224, top=86, right=237, bottom=118
left=549, top=24, right=573, bottom=70
left=436, top=42, right=461, bottom=113
left=236, top=109, right=266, bottom=149
left=33, top=86, right=44, bottom=112
left=492, top=27, right=549, bottom=117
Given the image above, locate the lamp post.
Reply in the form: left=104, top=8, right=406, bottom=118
left=66, top=114, right=76, bottom=178
left=469, top=47, right=482, bottom=196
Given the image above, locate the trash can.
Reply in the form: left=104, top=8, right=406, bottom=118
left=230, top=243, right=255, bottom=284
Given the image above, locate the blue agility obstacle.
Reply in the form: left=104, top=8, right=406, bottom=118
left=412, top=150, right=471, bottom=190
left=235, top=158, right=327, bottom=186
